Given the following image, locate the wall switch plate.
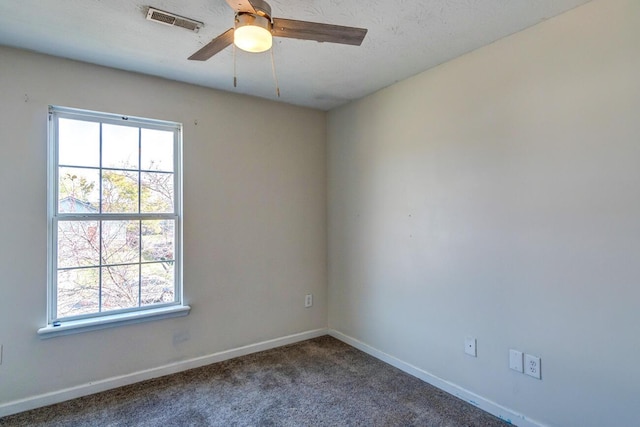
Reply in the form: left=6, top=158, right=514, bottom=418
left=464, top=337, right=477, bottom=357
left=525, top=353, right=541, bottom=379
left=509, top=349, right=523, bottom=372
left=304, top=294, right=313, bottom=308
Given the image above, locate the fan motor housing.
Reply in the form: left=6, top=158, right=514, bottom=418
left=248, top=0, right=272, bottom=19
left=235, top=13, right=271, bottom=31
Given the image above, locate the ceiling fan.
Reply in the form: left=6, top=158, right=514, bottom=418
left=188, top=0, right=368, bottom=60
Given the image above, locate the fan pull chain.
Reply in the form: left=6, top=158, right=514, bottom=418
left=233, top=43, right=238, bottom=88
left=270, top=47, right=280, bottom=98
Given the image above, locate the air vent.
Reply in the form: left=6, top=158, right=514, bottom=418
left=146, top=7, right=202, bottom=33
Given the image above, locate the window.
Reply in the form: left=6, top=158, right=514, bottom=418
left=40, top=106, right=189, bottom=337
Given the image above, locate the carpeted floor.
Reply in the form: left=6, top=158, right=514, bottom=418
left=0, top=336, right=509, bottom=426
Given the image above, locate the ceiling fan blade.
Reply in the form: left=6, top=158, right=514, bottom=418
left=272, top=18, right=367, bottom=46
left=223, top=0, right=256, bottom=13
left=188, top=28, right=234, bottom=61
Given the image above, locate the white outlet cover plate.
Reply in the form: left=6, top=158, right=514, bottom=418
left=525, top=353, right=541, bottom=379
left=509, top=349, right=523, bottom=372
left=464, top=337, right=477, bottom=357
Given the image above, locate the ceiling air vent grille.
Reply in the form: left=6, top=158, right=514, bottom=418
left=146, top=7, right=202, bottom=33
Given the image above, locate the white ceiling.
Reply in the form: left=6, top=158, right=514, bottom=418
left=0, top=0, right=591, bottom=110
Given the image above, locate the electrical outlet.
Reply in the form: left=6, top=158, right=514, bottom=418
left=525, top=354, right=541, bottom=379
left=509, top=349, right=523, bottom=372
left=304, top=294, right=313, bottom=308
left=464, top=337, right=477, bottom=357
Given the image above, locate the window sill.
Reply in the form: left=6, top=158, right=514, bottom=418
left=37, top=305, right=191, bottom=339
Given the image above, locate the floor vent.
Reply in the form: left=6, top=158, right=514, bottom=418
left=146, top=7, right=202, bottom=32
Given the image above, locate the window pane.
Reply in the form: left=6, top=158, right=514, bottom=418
left=141, top=172, right=173, bottom=213
left=59, top=118, right=99, bottom=167
left=102, top=170, right=139, bottom=213
left=142, top=220, right=174, bottom=262
left=57, top=268, right=100, bottom=318
left=58, top=167, right=100, bottom=213
left=102, top=124, right=139, bottom=169
left=58, top=221, right=100, bottom=268
left=101, top=265, right=139, bottom=311
left=102, top=220, right=140, bottom=265
left=141, top=129, right=173, bottom=172
left=141, top=262, right=175, bottom=306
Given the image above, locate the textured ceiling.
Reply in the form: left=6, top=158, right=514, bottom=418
left=0, top=0, right=591, bottom=110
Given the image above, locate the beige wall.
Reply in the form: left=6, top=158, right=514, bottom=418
left=0, top=47, right=327, bottom=408
left=327, top=0, right=639, bottom=425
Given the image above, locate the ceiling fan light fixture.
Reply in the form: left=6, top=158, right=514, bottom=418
left=234, top=14, right=272, bottom=53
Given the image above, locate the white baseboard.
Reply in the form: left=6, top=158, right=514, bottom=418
left=0, top=328, right=328, bottom=418
left=329, top=329, right=545, bottom=427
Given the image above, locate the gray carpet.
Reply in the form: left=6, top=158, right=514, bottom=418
left=0, top=336, right=509, bottom=426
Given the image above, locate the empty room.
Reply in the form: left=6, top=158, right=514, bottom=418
left=0, top=0, right=638, bottom=426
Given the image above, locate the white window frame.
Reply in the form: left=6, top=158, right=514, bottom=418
left=39, top=106, right=189, bottom=338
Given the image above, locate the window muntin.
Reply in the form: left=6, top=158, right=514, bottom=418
left=48, top=106, right=182, bottom=324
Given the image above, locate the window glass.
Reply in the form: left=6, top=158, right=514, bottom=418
left=103, top=123, right=139, bottom=169
left=58, top=118, right=100, bottom=167
left=141, top=128, right=174, bottom=172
